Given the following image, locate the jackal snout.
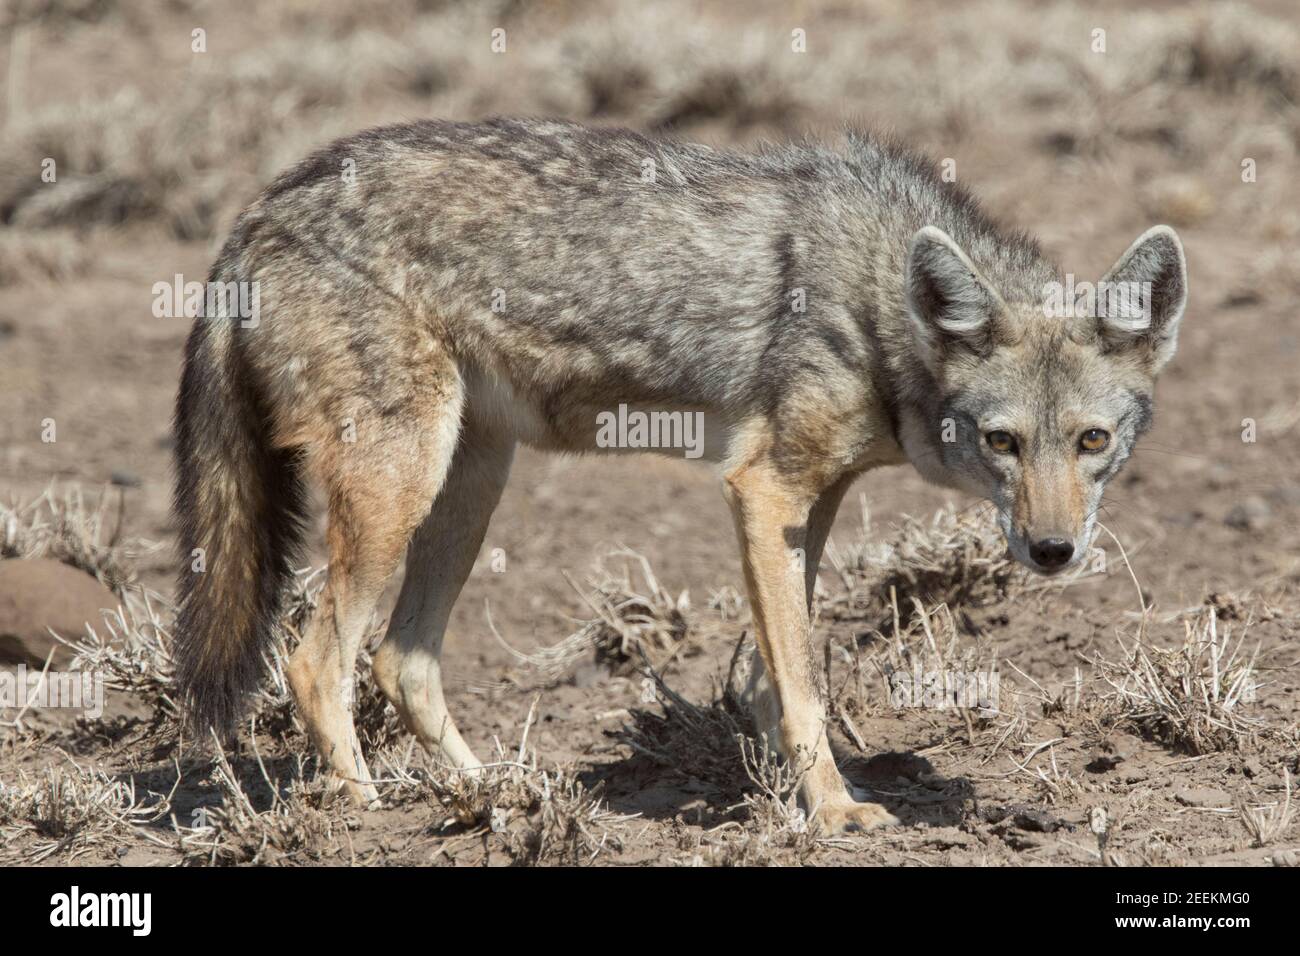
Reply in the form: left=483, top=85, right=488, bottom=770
left=1008, top=459, right=1091, bottom=574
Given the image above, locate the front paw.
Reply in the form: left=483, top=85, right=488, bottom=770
left=814, top=798, right=900, bottom=835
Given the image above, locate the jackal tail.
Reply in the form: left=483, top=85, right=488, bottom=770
left=171, top=251, right=307, bottom=738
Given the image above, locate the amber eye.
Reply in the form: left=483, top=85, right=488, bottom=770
left=985, top=430, right=1018, bottom=455
left=1079, top=428, right=1110, bottom=453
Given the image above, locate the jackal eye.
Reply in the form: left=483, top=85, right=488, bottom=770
left=985, top=430, right=1018, bottom=455
left=1079, top=428, right=1110, bottom=453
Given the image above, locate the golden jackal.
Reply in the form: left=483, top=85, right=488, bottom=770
left=173, top=119, right=1186, bottom=833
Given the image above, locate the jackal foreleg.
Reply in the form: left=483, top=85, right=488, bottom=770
left=724, top=458, right=897, bottom=834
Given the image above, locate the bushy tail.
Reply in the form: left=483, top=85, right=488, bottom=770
left=172, top=258, right=307, bottom=739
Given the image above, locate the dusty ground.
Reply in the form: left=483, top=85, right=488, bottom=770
left=0, top=0, right=1298, bottom=866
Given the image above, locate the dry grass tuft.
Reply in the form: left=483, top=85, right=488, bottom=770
left=828, top=500, right=1098, bottom=624
left=681, top=737, right=821, bottom=866
left=826, top=502, right=1102, bottom=629
left=0, top=760, right=169, bottom=864
left=569, top=548, right=691, bottom=674
left=65, top=587, right=176, bottom=730
left=493, top=550, right=740, bottom=688
left=824, top=591, right=1023, bottom=765
left=874, top=596, right=1001, bottom=713
left=829, top=501, right=1021, bottom=620
left=497, top=769, right=632, bottom=866
left=378, top=704, right=636, bottom=865
left=1084, top=606, right=1268, bottom=754
left=611, top=662, right=754, bottom=803
left=0, top=483, right=144, bottom=593
left=1237, top=769, right=1294, bottom=849
left=177, top=737, right=345, bottom=866
left=59, top=564, right=402, bottom=753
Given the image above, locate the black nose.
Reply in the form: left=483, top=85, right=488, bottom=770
left=1029, top=537, right=1074, bottom=569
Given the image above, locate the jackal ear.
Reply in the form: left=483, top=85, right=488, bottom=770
left=906, top=225, right=1010, bottom=370
left=1093, top=225, right=1187, bottom=375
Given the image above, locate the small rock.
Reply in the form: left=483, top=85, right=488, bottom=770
left=1012, top=806, right=1067, bottom=833
left=979, top=803, right=1068, bottom=833
left=1240, top=757, right=1263, bottom=779
left=0, top=558, right=119, bottom=667
left=1204, top=464, right=1233, bottom=491
left=1219, top=289, right=1261, bottom=309
left=1087, top=752, right=1125, bottom=773
left=109, top=470, right=141, bottom=488
left=1224, top=496, right=1271, bottom=532
left=1173, top=787, right=1232, bottom=808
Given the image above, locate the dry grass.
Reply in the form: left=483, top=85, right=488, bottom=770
left=58, top=563, right=403, bottom=750
left=377, top=704, right=637, bottom=865
left=828, top=501, right=1021, bottom=616
left=2, top=493, right=1296, bottom=865
left=680, top=735, right=828, bottom=866
left=572, top=548, right=692, bottom=673
left=1083, top=606, right=1270, bottom=755
left=0, top=759, right=170, bottom=864
left=1237, top=769, right=1294, bottom=849
left=824, top=588, right=1033, bottom=769
left=486, top=547, right=697, bottom=686
left=834, top=595, right=1024, bottom=771
left=176, top=736, right=353, bottom=866
left=0, top=482, right=144, bottom=593
left=64, top=587, right=175, bottom=728
left=253, top=567, right=404, bottom=754
left=827, top=499, right=1101, bottom=625
left=611, top=658, right=754, bottom=802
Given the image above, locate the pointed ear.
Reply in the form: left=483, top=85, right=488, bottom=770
left=905, top=225, right=1010, bottom=371
left=1094, top=225, right=1187, bottom=374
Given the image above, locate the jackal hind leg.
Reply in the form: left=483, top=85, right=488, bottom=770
left=286, top=366, right=464, bottom=808
left=372, top=424, right=514, bottom=774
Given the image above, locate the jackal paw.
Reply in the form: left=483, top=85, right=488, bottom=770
left=815, top=798, right=900, bottom=835
left=324, top=772, right=381, bottom=810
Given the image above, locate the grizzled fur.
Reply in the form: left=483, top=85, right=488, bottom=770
left=173, top=118, right=1186, bottom=830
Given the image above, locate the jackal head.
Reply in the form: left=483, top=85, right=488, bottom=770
left=902, top=224, right=1188, bottom=575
